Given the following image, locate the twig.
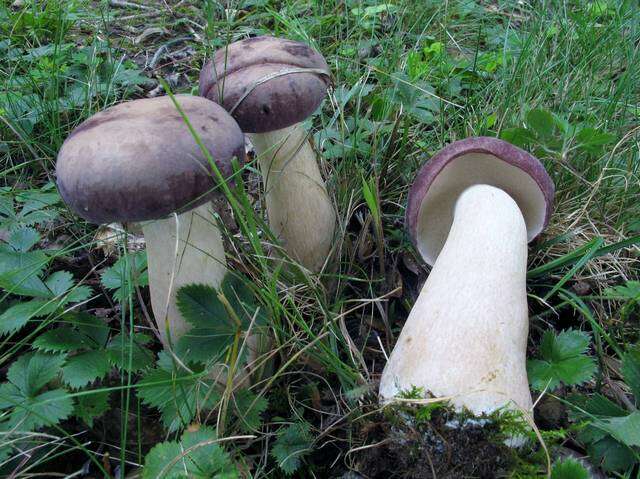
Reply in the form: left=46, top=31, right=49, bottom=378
left=109, top=0, right=152, bottom=10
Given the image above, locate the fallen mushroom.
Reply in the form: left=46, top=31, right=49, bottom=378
left=199, top=35, right=336, bottom=272
left=380, top=137, right=554, bottom=416
left=56, top=95, right=244, bottom=352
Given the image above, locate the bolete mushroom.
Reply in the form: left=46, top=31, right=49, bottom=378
left=199, top=35, right=336, bottom=272
left=56, top=95, right=245, bottom=351
left=379, top=137, right=554, bottom=416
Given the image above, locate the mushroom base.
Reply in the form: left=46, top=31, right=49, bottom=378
left=380, top=184, right=533, bottom=416
left=141, top=203, right=227, bottom=347
left=249, top=124, right=336, bottom=272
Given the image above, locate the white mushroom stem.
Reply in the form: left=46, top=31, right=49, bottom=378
left=380, top=184, right=533, bottom=415
left=248, top=124, right=336, bottom=272
left=141, top=202, right=227, bottom=348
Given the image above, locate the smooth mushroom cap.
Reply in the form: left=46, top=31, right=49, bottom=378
left=56, top=95, right=245, bottom=224
left=406, top=137, right=555, bottom=265
left=199, top=35, right=330, bottom=133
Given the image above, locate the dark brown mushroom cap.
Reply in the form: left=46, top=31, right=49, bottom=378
left=199, top=36, right=330, bottom=133
left=406, top=137, right=555, bottom=265
left=56, top=95, right=245, bottom=224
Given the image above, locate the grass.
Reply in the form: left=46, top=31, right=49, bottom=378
left=1, top=0, right=639, bottom=477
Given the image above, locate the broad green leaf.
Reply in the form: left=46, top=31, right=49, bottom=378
left=271, top=422, right=313, bottom=475
left=526, top=109, right=555, bottom=139
left=62, top=350, right=112, bottom=389
left=575, top=127, right=616, bottom=153
left=33, top=326, right=89, bottom=352
left=528, top=330, right=596, bottom=391
left=0, top=299, right=57, bottom=335
left=599, top=412, right=640, bottom=447
left=585, top=436, right=636, bottom=473
left=7, top=352, right=65, bottom=396
left=499, top=127, right=535, bottom=147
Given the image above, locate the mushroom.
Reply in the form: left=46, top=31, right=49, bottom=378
left=56, top=95, right=245, bottom=351
left=199, top=35, right=336, bottom=272
left=379, top=137, right=554, bottom=416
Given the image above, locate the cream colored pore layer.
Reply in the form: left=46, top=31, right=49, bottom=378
left=416, top=153, right=547, bottom=265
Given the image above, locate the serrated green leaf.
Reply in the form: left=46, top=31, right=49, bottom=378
left=231, top=389, right=267, bottom=433
left=44, top=270, right=75, bottom=297
left=143, top=427, right=237, bottom=479
left=526, top=109, right=555, bottom=139
left=175, top=276, right=266, bottom=365
left=0, top=250, right=50, bottom=297
left=33, top=327, right=89, bottom=352
left=68, top=312, right=110, bottom=347
left=107, top=332, right=154, bottom=372
left=74, top=390, right=110, bottom=427
left=621, top=346, right=640, bottom=403
left=271, top=422, right=313, bottom=475
left=62, top=350, right=112, bottom=388
left=17, top=191, right=60, bottom=215
left=542, top=329, right=591, bottom=360
left=5, top=388, right=73, bottom=430
left=0, top=382, right=23, bottom=409
left=137, top=365, right=220, bottom=432
left=65, top=285, right=93, bottom=303
left=177, top=284, right=228, bottom=329
left=528, top=330, right=596, bottom=391
left=7, top=352, right=66, bottom=396
left=550, top=458, right=589, bottom=479
left=599, top=411, right=640, bottom=447
left=604, top=281, right=640, bottom=301
left=101, top=252, right=148, bottom=300
left=585, top=435, right=636, bottom=473
left=180, top=427, right=237, bottom=478
left=175, top=284, right=237, bottom=364
left=8, top=227, right=40, bottom=252
left=143, top=440, right=182, bottom=479
left=0, top=299, right=57, bottom=336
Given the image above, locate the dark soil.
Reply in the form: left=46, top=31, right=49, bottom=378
left=355, top=408, right=514, bottom=478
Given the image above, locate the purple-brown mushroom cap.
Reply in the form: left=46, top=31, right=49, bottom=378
left=406, top=137, right=555, bottom=265
left=56, top=95, right=245, bottom=224
left=199, top=36, right=330, bottom=133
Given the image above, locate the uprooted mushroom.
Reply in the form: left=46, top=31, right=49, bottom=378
left=380, top=137, right=554, bottom=417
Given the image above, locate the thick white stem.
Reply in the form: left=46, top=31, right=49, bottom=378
left=142, top=203, right=227, bottom=348
left=249, top=124, right=336, bottom=272
left=380, top=184, right=533, bottom=415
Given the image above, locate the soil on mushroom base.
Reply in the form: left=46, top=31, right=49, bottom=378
left=354, top=407, right=515, bottom=479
